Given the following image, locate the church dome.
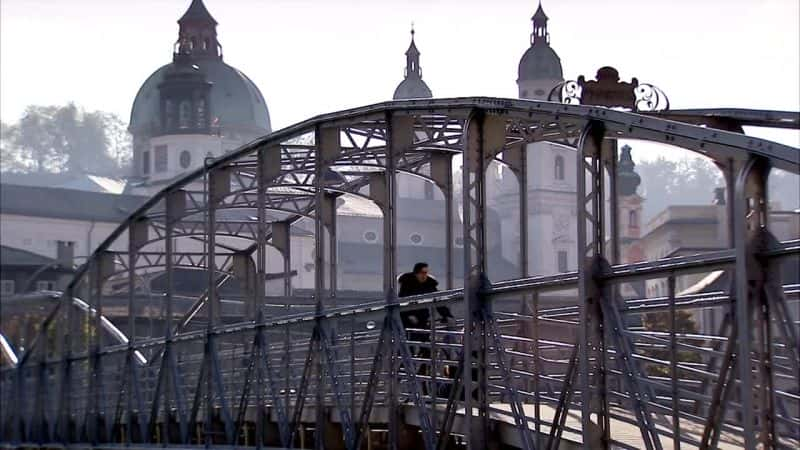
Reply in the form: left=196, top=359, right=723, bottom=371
left=392, top=29, right=433, bottom=100
left=393, top=76, right=433, bottom=100
left=517, top=2, right=563, bottom=83
left=128, top=0, right=270, bottom=138
left=517, top=43, right=563, bottom=82
left=129, top=59, right=271, bottom=135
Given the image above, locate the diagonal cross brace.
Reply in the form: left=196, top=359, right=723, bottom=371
left=602, top=296, right=664, bottom=450
left=318, top=321, right=358, bottom=450
left=486, top=312, right=536, bottom=450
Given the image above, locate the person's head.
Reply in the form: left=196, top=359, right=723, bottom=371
left=413, top=262, right=430, bottom=283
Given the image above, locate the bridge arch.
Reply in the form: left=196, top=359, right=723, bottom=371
left=2, top=98, right=798, bottom=449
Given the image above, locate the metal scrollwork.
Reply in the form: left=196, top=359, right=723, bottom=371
left=548, top=80, right=582, bottom=105
left=634, top=83, right=670, bottom=112
left=547, top=66, right=670, bottom=112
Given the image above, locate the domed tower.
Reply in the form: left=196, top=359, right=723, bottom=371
left=393, top=28, right=433, bottom=100
left=617, top=145, right=645, bottom=264
left=517, top=2, right=563, bottom=100
left=128, top=0, right=271, bottom=190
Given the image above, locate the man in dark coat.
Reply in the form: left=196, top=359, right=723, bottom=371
left=398, top=262, right=452, bottom=330
left=398, top=262, right=453, bottom=396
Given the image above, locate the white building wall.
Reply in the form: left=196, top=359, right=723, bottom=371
left=0, top=213, right=128, bottom=264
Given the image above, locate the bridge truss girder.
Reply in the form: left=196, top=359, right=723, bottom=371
left=1, top=98, right=799, bottom=450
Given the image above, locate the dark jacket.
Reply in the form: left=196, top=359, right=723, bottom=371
left=398, top=272, right=438, bottom=297
left=398, top=273, right=453, bottom=328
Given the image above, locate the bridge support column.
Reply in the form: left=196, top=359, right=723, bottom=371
left=575, top=121, right=611, bottom=449
left=731, top=156, right=777, bottom=449
left=430, top=151, right=455, bottom=290
left=461, top=109, right=504, bottom=449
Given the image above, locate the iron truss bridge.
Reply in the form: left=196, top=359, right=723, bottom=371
left=1, top=98, right=799, bottom=450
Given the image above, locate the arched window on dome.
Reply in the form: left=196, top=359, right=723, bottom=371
left=554, top=155, right=565, bottom=181
left=164, top=99, right=176, bottom=131
left=179, top=101, right=191, bottom=129
left=203, top=38, right=209, bottom=51
left=190, top=38, right=197, bottom=51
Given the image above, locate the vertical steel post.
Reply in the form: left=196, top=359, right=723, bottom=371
left=384, top=112, right=403, bottom=449
left=431, top=152, right=455, bottom=290
left=668, top=275, right=680, bottom=450
left=518, top=144, right=529, bottom=278
left=733, top=157, right=771, bottom=450
left=314, top=125, right=339, bottom=449
left=462, top=109, right=503, bottom=449
left=575, top=120, right=609, bottom=449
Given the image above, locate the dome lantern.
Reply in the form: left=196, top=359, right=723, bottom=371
left=393, top=26, right=433, bottom=100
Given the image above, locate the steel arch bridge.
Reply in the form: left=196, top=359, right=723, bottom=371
left=2, top=97, right=799, bottom=450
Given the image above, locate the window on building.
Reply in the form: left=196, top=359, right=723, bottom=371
left=154, top=145, right=168, bottom=173
left=179, top=100, right=192, bottom=129
left=555, top=155, right=565, bottom=181
left=629, top=210, right=638, bottom=228
left=142, top=150, right=151, bottom=175
left=424, top=181, right=434, bottom=200
left=196, top=98, right=206, bottom=128
left=557, top=250, right=568, bottom=273
left=164, top=99, right=175, bottom=130
left=36, top=280, right=55, bottom=291
left=0, top=280, right=14, bottom=295
left=179, top=150, right=192, bottom=169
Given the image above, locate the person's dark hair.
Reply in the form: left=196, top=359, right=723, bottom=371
left=412, top=262, right=429, bottom=274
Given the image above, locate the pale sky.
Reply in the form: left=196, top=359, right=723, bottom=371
left=1, top=0, right=799, bottom=147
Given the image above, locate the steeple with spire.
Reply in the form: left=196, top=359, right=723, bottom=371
left=517, top=1, right=563, bottom=99
left=393, top=26, right=433, bottom=100
left=174, top=0, right=222, bottom=60
left=531, top=2, right=550, bottom=45
left=405, top=26, right=421, bottom=78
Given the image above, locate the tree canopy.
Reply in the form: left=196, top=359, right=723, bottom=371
left=1, top=103, right=132, bottom=176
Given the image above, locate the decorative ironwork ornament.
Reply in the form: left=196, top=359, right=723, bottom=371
left=548, top=66, right=669, bottom=111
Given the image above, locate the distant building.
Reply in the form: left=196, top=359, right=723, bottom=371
left=392, top=28, right=434, bottom=100
left=128, top=0, right=271, bottom=195
left=640, top=187, right=800, bottom=331
left=496, top=2, right=576, bottom=277
left=0, top=184, right=146, bottom=268
left=0, top=245, right=75, bottom=296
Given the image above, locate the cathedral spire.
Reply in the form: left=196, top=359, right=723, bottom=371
left=174, top=0, right=222, bottom=60
left=531, top=1, right=550, bottom=45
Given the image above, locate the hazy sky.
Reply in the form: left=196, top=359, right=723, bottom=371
left=1, top=0, right=799, bottom=145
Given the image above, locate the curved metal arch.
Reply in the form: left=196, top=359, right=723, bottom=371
left=66, top=97, right=798, bottom=293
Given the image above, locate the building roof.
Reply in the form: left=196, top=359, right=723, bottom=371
left=0, top=184, right=147, bottom=222
left=518, top=43, right=563, bottom=82
left=0, top=172, right=127, bottom=194
left=0, top=245, right=58, bottom=267
left=129, top=59, right=271, bottom=135
left=179, top=0, right=217, bottom=25
left=393, top=76, right=433, bottom=100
